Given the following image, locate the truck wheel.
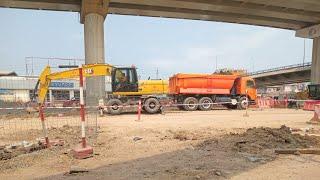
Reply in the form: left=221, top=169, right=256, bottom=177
left=107, top=99, right=123, bottom=115
left=238, top=97, right=249, bottom=110
left=183, top=97, right=199, bottom=111
left=144, top=98, right=160, bottom=114
left=199, top=97, right=213, bottom=111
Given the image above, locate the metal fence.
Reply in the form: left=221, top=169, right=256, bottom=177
left=0, top=106, right=98, bottom=150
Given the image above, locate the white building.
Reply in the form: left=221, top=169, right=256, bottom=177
left=0, top=76, right=112, bottom=103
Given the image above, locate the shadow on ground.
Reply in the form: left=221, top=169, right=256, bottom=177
left=42, top=126, right=320, bottom=180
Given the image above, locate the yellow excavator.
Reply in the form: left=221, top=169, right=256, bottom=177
left=308, top=84, right=320, bottom=100
left=34, top=64, right=168, bottom=114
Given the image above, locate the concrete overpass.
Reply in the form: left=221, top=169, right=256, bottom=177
left=249, top=62, right=311, bottom=87
left=1, top=0, right=320, bottom=104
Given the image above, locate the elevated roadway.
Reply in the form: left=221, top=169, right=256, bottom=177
left=1, top=0, right=320, bottom=30
left=1, top=0, right=320, bottom=104
left=248, top=62, right=311, bottom=87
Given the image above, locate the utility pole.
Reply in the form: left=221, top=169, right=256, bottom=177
left=215, top=56, right=218, bottom=71
left=25, top=57, right=28, bottom=76
left=252, top=57, right=255, bottom=72
left=156, top=68, right=159, bottom=79
left=303, top=38, right=306, bottom=66
left=31, top=57, right=34, bottom=76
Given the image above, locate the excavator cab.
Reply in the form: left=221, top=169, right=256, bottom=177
left=111, top=67, right=139, bottom=92
left=308, top=84, right=320, bottom=100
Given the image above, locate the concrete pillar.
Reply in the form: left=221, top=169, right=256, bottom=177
left=84, top=13, right=105, bottom=105
left=49, top=90, right=53, bottom=104
left=69, top=90, right=75, bottom=100
left=311, top=37, right=320, bottom=84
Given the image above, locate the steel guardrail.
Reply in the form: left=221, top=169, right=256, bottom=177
left=247, top=62, right=311, bottom=76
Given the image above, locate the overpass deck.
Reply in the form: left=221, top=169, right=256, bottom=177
left=1, top=0, right=320, bottom=30
left=249, top=62, right=311, bottom=87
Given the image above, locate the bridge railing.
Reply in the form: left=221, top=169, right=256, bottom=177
left=247, top=62, right=311, bottom=76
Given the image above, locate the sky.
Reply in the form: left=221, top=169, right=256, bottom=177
left=0, top=8, right=313, bottom=79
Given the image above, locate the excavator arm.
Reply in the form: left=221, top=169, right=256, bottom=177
left=36, top=64, right=113, bottom=105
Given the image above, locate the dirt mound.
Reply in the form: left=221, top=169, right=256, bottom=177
left=233, top=125, right=320, bottom=154
left=0, top=125, right=97, bottom=164
left=196, top=125, right=320, bottom=159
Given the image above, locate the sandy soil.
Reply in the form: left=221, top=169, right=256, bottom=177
left=0, top=109, right=320, bottom=180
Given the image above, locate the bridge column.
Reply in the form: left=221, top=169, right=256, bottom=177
left=81, top=0, right=109, bottom=105
left=312, top=37, right=320, bottom=84
left=296, top=25, right=320, bottom=84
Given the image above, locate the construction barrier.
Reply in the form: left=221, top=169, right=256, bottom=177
left=309, top=104, right=320, bottom=124
left=303, top=100, right=320, bottom=111
left=0, top=105, right=98, bottom=160
left=270, top=98, right=288, bottom=108
left=0, top=65, right=99, bottom=160
left=257, top=97, right=272, bottom=109
left=71, top=65, right=93, bottom=159
left=137, top=100, right=142, bottom=121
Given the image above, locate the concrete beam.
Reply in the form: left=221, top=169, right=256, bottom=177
left=311, top=37, right=320, bottom=84
left=0, top=0, right=80, bottom=12
left=111, top=0, right=320, bottom=23
left=80, top=0, right=109, bottom=23
left=232, top=0, right=320, bottom=13
left=296, top=24, right=320, bottom=39
left=109, top=5, right=305, bottom=30
left=1, top=0, right=319, bottom=30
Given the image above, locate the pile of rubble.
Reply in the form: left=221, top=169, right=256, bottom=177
left=233, top=125, right=320, bottom=154
left=0, top=140, right=46, bottom=160
left=196, top=125, right=320, bottom=162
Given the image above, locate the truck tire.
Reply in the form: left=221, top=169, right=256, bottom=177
left=107, top=99, right=123, bottom=115
left=198, top=97, right=213, bottom=111
left=238, top=97, right=249, bottom=110
left=183, top=97, right=199, bottom=111
left=144, top=98, right=160, bottom=114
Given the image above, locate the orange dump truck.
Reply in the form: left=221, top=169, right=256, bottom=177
left=169, top=73, right=257, bottom=111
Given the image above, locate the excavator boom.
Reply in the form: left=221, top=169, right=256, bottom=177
left=36, top=64, right=113, bottom=105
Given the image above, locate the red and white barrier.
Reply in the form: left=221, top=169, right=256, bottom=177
left=257, top=98, right=271, bottom=109
left=137, top=100, right=142, bottom=121
left=303, top=100, right=320, bottom=111
left=309, top=104, right=320, bottom=124
left=72, top=65, right=93, bottom=159
left=39, top=105, right=50, bottom=147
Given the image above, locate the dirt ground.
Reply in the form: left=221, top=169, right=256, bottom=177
left=0, top=109, right=320, bottom=180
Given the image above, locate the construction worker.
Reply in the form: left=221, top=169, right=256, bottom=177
left=115, top=70, right=128, bottom=91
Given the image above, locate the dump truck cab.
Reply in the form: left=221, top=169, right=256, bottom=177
left=235, top=76, right=257, bottom=101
